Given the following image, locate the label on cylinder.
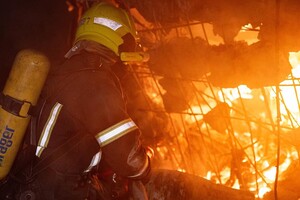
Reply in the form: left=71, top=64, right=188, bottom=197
left=0, top=125, right=14, bottom=166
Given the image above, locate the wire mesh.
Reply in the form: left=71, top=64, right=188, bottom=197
left=122, top=19, right=300, bottom=198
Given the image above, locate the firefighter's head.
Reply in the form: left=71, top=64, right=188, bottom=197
left=74, top=2, right=138, bottom=56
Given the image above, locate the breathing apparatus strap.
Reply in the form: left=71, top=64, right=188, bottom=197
left=0, top=92, right=32, bottom=117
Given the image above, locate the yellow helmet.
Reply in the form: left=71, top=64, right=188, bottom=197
left=74, top=2, right=138, bottom=56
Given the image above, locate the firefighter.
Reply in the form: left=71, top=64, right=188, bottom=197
left=0, top=2, right=151, bottom=200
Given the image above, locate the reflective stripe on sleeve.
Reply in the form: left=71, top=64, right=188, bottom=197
left=95, top=118, right=138, bottom=147
left=35, top=102, right=63, bottom=157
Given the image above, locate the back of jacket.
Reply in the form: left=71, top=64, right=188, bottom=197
left=35, top=51, right=149, bottom=177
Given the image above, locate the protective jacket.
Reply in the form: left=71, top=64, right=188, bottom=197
left=2, top=49, right=150, bottom=200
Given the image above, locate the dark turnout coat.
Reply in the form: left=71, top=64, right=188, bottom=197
left=2, top=50, right=150, bottom=200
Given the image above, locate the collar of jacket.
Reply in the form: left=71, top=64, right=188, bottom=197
left=64, top=40, right=119, bottom=65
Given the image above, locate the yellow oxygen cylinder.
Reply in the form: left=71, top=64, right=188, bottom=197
left=0, top=49, right=50, bottom=180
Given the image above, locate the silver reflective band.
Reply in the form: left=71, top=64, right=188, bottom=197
left=94, top=17, right=122, bottom=31
left=85, top=151, right=102, bottom=172
left=95, top=118, right=138, bottom=147
left=35, top=102, right=63, bottom=157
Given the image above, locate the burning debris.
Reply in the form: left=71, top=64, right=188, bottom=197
left=123, top=54, right=300, bottom=199
left=149, top=38, right=291, bottom=90
left=130, top=0, right=300, bottom=51
left=208, top=41, right=292, bottom=88
left=145, top=169, right=255, bottom=200
left=203, top=102, right=231, bottom=134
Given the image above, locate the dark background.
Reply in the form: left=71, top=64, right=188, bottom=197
left=0, top=0, right=79, bottom=91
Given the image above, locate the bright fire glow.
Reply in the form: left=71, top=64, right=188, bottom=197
left=214, top=52, right=300, bottom=198
left=133, top=41, right=300, bottom=199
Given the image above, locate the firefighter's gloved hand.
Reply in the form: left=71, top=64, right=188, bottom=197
left=127, top=157, right=151, bottom=200
left=129, top=155, right=152, bottom=184
left=129, top=180, right=148, bottom=200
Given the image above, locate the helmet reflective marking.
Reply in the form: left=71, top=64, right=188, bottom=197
left=93, top=17, right=122, bottom=31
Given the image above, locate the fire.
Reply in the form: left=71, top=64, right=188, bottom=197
left=207, top=52, right=300, bottom=198
left=219, top=85, right=254, bottom=107
left=129, top=34, right=300, bottom=199
left=139, top=50, right=300, bottom=198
